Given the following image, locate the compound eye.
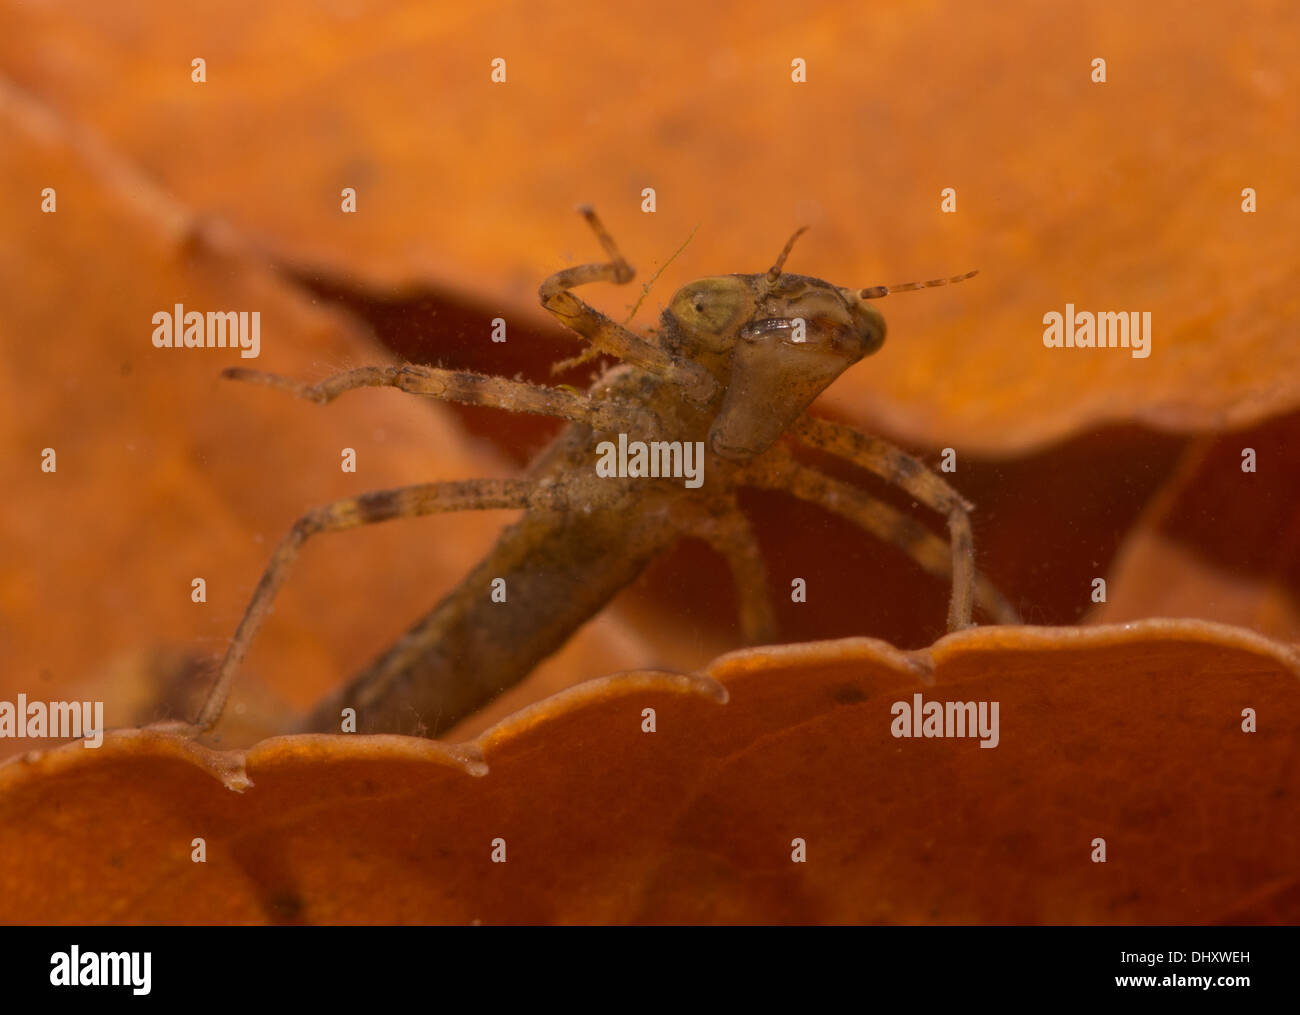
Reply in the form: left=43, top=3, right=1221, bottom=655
left=670, top=279, right=750, bottom=346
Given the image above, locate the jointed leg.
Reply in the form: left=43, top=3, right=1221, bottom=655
left=223, top=363, right=658, bottom=432
left=696, top=504, right=778, bottom=644
left=743, top=455, right=1019, bottom=627
left=540, top=206, right=718, bottom=405
left=194, top=478, right=554, bottom=732
left=793, top=416, right=987, bottom=630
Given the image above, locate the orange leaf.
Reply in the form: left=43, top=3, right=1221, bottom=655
left=3, top=621, right=1296, bottom=924
left=0, top=81, right=645, bottom=758
left=1, top=1, right=1296, bottom=451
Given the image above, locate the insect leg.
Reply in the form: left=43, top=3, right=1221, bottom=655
left=742, top=455, right=1019, bottom=627
left=193, top=478, right=554, bottom=732
left=792, top=416, right=989, bottom=631
left=223, top=363, right=657, bottom=431
left=696, top=504, right=778, bottom=644
left=539, top=207, right=717, bottom=404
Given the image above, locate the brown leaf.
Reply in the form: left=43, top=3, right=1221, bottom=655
left=1, top=1, right=1296, bottom=452
left=0, top=81, right=646, bottom=757
left=1097, top=410, right=1300, bottom=640
left=2, top=621, right=1296, bottom=924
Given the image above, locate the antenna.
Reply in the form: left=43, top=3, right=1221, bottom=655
left=765, top=226, right=809, bottom=283
left=858, top=269, right=978, bottom=300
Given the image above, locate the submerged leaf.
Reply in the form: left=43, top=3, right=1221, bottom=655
left=2, top=622, right=1295, bottom=924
